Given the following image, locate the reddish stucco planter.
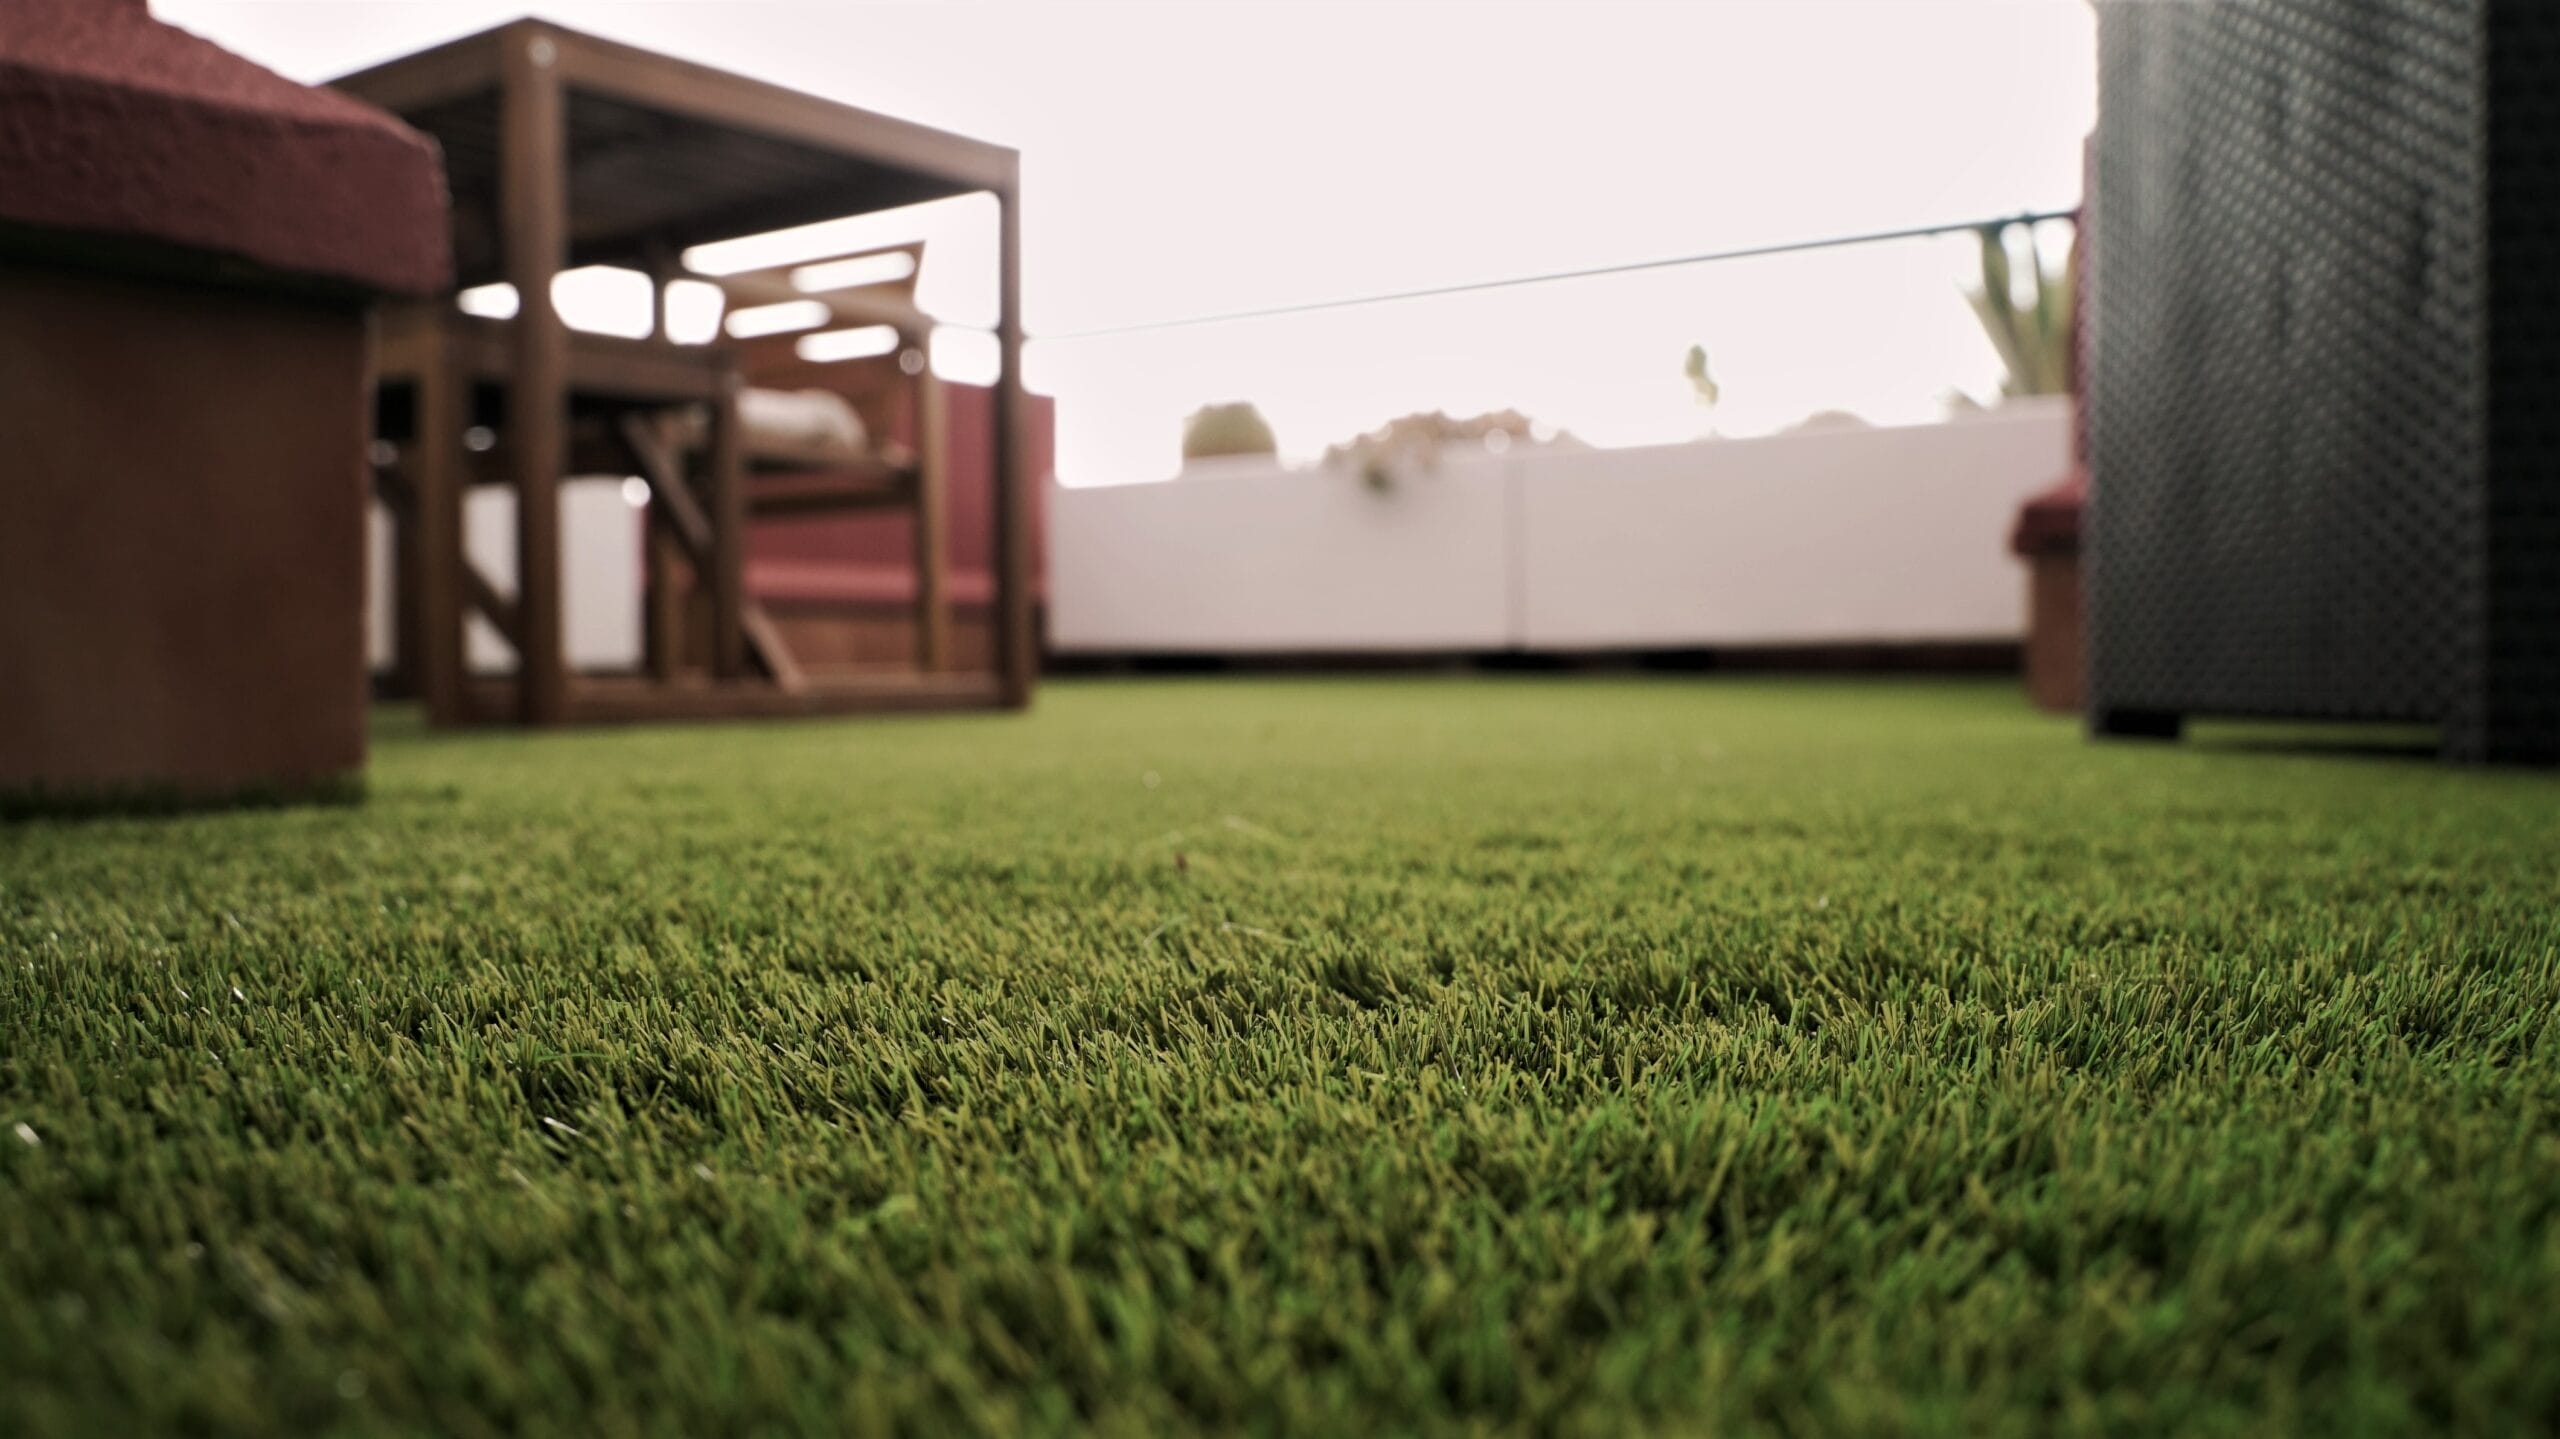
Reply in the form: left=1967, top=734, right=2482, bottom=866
left=2009, top=470, right=2087, bottom=714
left=0, top=0, right=448, bottom=803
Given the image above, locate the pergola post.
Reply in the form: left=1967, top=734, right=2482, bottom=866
left=992, top=174, right=1036, bottom=708
left=411, top=335, right=468, bottom=726
left=706, top=374, right=748, bottom=679
left=500, top=26, right=569, bottom=724
left=639, top=244, right=685, bottom=684
left=914, top=368, right=952, bottom=672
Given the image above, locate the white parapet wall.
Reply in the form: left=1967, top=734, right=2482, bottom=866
left=1048, top=451, right=1516, bottom=652
left=1517, top=398, right=2070, bottom=649
left=1048, top=399, right=2071, bottom=655
left=366, top=477, right=643, bottom=677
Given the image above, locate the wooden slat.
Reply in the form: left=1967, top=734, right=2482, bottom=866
left=705, top=379, right=748, bottom=680
left=370, top=456, right=427, bottom=700
left=617, top=414, right=712, bottom=553
left=327, top=24, right=503, bottom=113
left=371, top=301, right=452, bottom=380
left=741, top=607, right=808, bottom=693
left=573, top=181, right=965, bottom=277
left=549, top=24, right=1014, bottom=195
left=563, top=124, right=844, bottom=248
left=990, top=183, right=1036, bottom=709
left=712, top=269, right=932, bottom=341
left=370, top=457, right=412, bottom=508
left=642, top=241, right=677, bottom=342
left=338, top=19, right=1017, bottom=286
left=562, top=331, right=726, bottom=400
left=619, top=413, right=804, bottom=689
left=456, top=675, right=519, bottom=727
left=461, top=562, right=524, bottom=652
left=914, top=372, right=951, bottom=672
left=435, top=317, right=727, bottom=401
left=558, top=671, right=1005, bottom=724
left=623, top=413, right=703, bottom=684
left=646, top=525, right=685, bottom=684
left=501, top=28, right=570, bottom=725
left=625, top=244, right=684, bottom=672
left=744, top=465, right=915, bottom=516
left=409, top=343, right=467, bottom=727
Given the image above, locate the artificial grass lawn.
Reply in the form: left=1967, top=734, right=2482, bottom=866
left=5, top=678, right=2558, bottom=1437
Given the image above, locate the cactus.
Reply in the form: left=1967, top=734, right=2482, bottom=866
left=1180, top=402, right=1278, bottom=462
left=1966, top=221, right=2075, bottom=398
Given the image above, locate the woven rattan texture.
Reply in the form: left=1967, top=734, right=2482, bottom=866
left=2475, top=2, right=2560, bottom=762
left=2089, top=1, right=2486, bottom=732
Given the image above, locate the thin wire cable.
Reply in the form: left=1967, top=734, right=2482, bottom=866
left=1035, top=208, right=2078, bottom=341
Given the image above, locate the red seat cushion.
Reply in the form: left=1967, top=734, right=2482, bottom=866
left=746, top=385, right=1051, bottom=605
left=2010, top=470, right=2087, bottom=558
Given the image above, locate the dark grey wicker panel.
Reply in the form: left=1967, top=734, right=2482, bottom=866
left=2476, top=2, right=2560, bottom=763
left=2088, top=0, right=2485, bottom=734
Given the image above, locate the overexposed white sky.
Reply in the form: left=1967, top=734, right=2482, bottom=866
left=156, top=0, right=2095, bottom=484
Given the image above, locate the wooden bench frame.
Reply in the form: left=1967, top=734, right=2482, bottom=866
left=338, top=19, right=1034, bottom=725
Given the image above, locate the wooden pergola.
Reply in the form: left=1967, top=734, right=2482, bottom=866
left=335, top=20, right=1034, bottom=725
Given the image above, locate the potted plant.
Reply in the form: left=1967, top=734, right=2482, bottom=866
left=1966, top=217, right=2086, bottom=712
left=1321, top=409, right=1563, bottom=493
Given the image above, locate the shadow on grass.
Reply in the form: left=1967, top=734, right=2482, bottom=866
left=2169, top=717, right=2456, bottom=768
left=0, top=776, right=367, bottom=826
left=2192, top=735, right=2442, bottom=762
